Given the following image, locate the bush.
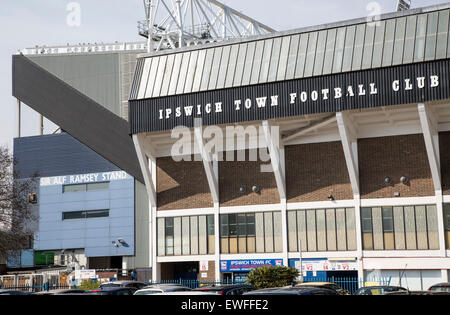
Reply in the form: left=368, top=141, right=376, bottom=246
left=78, top=279, right=101, bottom=291
left=245, top=266, right=299, bottom=289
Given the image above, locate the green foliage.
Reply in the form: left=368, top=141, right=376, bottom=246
left=78, top=279, right=100, bottom=291
left=245, top=266, right=299, bottom=289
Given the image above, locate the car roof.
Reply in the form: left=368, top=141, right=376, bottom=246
left=244, top=286, right=333, bottom=295
left=195, top=284, right=251, bottom=290
left=430, top=282, right=450, bottom=287
left=151, top=291, right=218, bottom=295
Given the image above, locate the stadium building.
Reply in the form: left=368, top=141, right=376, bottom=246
left=9, top=2, right=450, bottom=290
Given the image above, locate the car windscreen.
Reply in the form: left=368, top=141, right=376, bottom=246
left=134, top=290, right=163, bottom=295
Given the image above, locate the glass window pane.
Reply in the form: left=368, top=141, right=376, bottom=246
left=182, top=216, right=190, bottom=255
left=403, top=16, right=418, bottom=63
left=190, top=216, right=199, bottom=255
left=157, top=218, right=165, bottom=256
left=273, top=212, right=283, bottom=253
left=285, top=34, right=300, bottom=80
left=316, top=209, right=327, bottom=251
left=392, top=17, right=406, bottom=65
left=304, top=32, right=318, bottom=77
left=295, top=33, right=309, bottom=78
left=160, top=54, right=175, bottom=97
left=342, top=26, right=356, bottom=72
left=255, top=213, right=265, bottom=253
left=220, top=214, right=228, bottom=237
left=87, top=182, right=109, bottom=191
left=250, top=41, right=265, bottom=84
left=372, top=21, right=386, bottom=68
left=198, top=216, right=207, bottom=255
left=362, top=24, right=375, bottom=69
left=346, top=208, right=357, bottom=251
left=352, top=24, right=366, bottom=70
left=314, top=31, right=328, bottom=75
left=200, top=49, right=215, bottom=91
left=237, top=213, right=247, bottom=236
left=414, top=14, right=428, bottom=62
left=436, top=10, right=449, bottom=59
left=425, top=12, right=439, bottom=61
left=393, top=207, right=406, bottom=250
left=85, top=210, right=109, bottom=218
left=207, top=216, right=215, bottom=254
left=382, top=19, right=396, bottom=67
left=174, top=217, right=182, bottom=255
left=225, top=44, right=240, bottom=88
left=246, top=213, right=255, bottom=236
left=216, top=45, right=231, bottom=89
left=323, top=29, right=337, bottom=74
left=62, top=211, right=84, bottom=220
left=306, top=209, right=317, bottom=251
left=176, top=52, right=191, bottom=94
left=382, top=207, right=394, bottom=250
left=404, top=206, right=417, bottom=250
left=168, top=53, right=182, bottom=95
left=372, top=207, right=383, bottom=250
left=326, top=209, right=337, bottom=251
left=264, top=212, right=274, bottom=252
left=152, top=55, right=167, bottom=97
left=336, top=208, right=347, bottom=251
left=287, top=211, right=298, bottom=252
left=208, top=47, right=223, bottom=90
left=277, top=36, right=292, bottom=80
left=229, top=213, right=237, bottom=236
left=242, top=42, right=256, bottom=86
left=444, top=204, right=450, bottom=249
left=297, top=210, right=307, bottom=252
left=267, top=37, right=282, bottom=82
left=233, top=43, right=248, bottom=86
left=426, top=205, right=439, bottom=250
left=192, top=49, right=206, bottom=93
left=415, top=206, right=428, bottom=250
left=63, top=184, right=86, bottom=193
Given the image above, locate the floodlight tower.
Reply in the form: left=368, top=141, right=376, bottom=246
left=139, top=0, right=276, bottom=53
left=397, top=0, right=412, bottom=11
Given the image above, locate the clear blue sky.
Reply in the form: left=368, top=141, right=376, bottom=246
left=0, top=0, right=448, bottom=149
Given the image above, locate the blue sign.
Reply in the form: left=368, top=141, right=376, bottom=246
left=220, top=259, right=283, bottom=272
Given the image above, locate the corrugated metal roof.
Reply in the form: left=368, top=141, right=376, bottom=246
left=129, top=4, right=450, bottom=101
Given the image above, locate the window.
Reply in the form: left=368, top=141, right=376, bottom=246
left=165, top=217, right=174, bottom=255
left=220, top=212, right=280, bottom=254
left=288, top=208, right=357, bottom=252
left=62, top=209, right=109, bottom=220
left=444, top=204, right=450, bottom=249
left=361, top=205, right=439, bottom=250
left=63, top=182, right=109, bottom=193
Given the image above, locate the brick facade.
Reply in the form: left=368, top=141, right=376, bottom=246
left=157, top=156, right=213, bottom=210
left=358, top=134, right=434, bottom=198
left=285, top=141, right=353, bottom=202
left=219, top=150, right=280, bottom=206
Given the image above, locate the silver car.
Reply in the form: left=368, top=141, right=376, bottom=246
left=134, top=284, right=192, bottom=295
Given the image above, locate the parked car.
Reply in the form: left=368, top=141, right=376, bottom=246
left=89, top=287, right=138, bottom=295
left=385, top=290, right=450, bottom=295
left=98, top=280, right=147, bottom=290
left=33, top=289, right=87, bottom=295
left=428, top=282, right=450, bottom=292
left=151, top=291, right=219, bottom=296
left=193, top=284, right=256, bottom=295
left=243, top=286, right=339, bottom=295
left=0, top=289, right=33, bottom=295
left=353, top=286, right=408, bottom=295
left=295, top=282, right=349, bottom=295
left=134, top=284, right=192, bottom=295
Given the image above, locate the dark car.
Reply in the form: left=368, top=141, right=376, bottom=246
left=385, top=290, right=450, bottom=295
left=98, top=280, right=147, bottom=290
left=193, top=284, right=256, bottom=295
left=353, top=286, right=408, bottom=295
left=295, top=282, right=349, bottom=295
left=33, top=289, right=87, bottom=295
left=243, top=286, right=339, bottom=295
left=428, top=282, right=450, bottom=292
left=89, top=287, right=138, bottom=295
left=0, top=289, right=33, bottom=295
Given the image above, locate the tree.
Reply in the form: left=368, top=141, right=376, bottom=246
left=0, top=145, right=38, bottom=264
left=245, top=266, right=299, bottom=289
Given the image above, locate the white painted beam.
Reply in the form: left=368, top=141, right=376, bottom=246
left=262, top=120, right=286, bottom=200
left=336, top=112, right=359, bottom=196
left=132, top=134, right=157, bottom=208
left=282, top=116, right=336, bottom=143
left=194, top=126, right=220, bottom=203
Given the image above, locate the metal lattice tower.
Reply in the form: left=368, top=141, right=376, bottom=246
left=397, top=0, right=412, bottom=11
left=139, top=0, right=276, bottom=52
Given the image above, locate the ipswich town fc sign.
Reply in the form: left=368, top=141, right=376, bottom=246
left=129, top=59, right=449, bottom=133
